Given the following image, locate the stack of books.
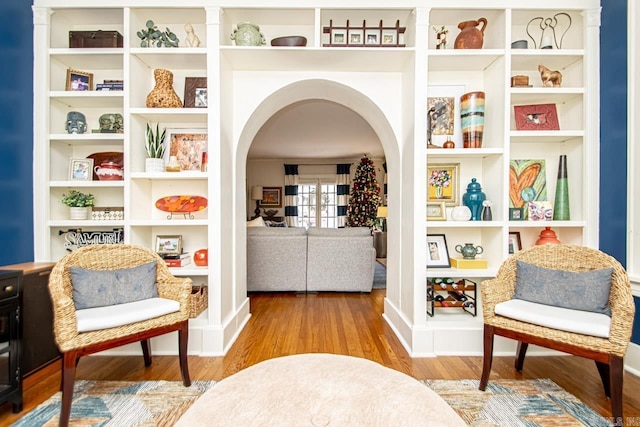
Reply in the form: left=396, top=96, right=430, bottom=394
left=96, top=79, right=124, bottom=91
left=161, top=253, right=191, bottom=267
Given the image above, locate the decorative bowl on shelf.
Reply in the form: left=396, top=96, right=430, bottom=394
left=270, top=36, right=307, bottom=47
left=155, top=195, right=208, bottom=218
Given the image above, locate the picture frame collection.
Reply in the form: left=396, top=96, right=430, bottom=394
left=323, top=19, right=406, bottom=47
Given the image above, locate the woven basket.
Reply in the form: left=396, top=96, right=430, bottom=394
left=189, top=285, right=208, bottom=318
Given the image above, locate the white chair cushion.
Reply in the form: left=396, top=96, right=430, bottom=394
left=494, top=299, right=611, bottom=338
left=76, top=297, right=180, bottom=333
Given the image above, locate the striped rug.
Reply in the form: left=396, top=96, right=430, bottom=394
left=12, top=378, right=609, bottom=426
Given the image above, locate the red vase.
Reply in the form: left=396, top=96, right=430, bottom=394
left=194, top=248, right=208, bottom=266
left=535, top=227, right=561, bottom=245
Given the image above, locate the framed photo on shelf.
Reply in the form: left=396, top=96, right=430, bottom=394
left=259, top=187, right=282, bottom=208
left=508, top=231, right=522, bottom=254
left=427, top=163, right=460, bottom=206
left=165, top=128, right=208, bottom=171
left=365, top=29, right=380, bottom=45
left=331, top=29, right=347, bottom=45
left=426, top=202, right=446, bottom=221
left=381, top=29, right=398, bottom=45
left=427, top=85, right=466, bottom=147
left=427, top=234, right=451, bottom=268
left=348, top=29, right=363, bottom=45
left=509, top=207, right=525, bottom=221
left=66, top=69, right=93, bottom=91
left=155, top=235, right=183, bottom=255
left=68, top=158, right=93, bottom=181
left=183, top=77, right=207, bottom=108
left=513, top=103, right=559, bottom=130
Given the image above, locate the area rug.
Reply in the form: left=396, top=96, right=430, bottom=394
left=12, top=378, right=609, bottom=426
left=423, top=378, right=610, bottom=427
left=373, top=261, right=386, bottom=289
left=11, top=380, right=215, bottom=427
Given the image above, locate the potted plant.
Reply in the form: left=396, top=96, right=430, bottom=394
left=60, top=190, right=95, bottom=220
left=145, top=122, right=166, bottom=173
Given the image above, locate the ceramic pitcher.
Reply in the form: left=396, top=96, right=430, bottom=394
left=454, top=17, right=487, bottom=49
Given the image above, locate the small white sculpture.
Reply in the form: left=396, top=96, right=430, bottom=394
left=184, top=23, right=201, bottom=47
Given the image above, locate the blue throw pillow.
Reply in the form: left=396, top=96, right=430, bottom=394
left=70, top=261, right=158, bottom=310
left=514, top=260, right=612, bottom=316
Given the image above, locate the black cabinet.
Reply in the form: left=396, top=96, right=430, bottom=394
left=0, top=270, right=23, bottom=413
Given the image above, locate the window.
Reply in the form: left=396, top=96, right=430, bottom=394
left=296, top=180, right=338, bottom=228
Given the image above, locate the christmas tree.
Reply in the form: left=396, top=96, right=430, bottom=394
left=346, top=156, right=382, bottom=228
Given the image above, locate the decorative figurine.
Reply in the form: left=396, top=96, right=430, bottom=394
left=65, top=111, right=87, bottom=134
left=184, top=23, right=201, bottom=47
left=146, top=69, right=183, bottom=108
left=481, top=200, right=493, bottom=221
left=526, top=13, right=572, bottom=49
left=538, top=64, right=563, bottom=87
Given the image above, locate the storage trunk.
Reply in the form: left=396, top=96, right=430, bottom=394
left=69, top=30, right=123, bottom=48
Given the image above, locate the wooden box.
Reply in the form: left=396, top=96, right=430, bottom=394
left=69, top=30, right=123, bottom=48
left=451, top=258, right=488, bottom=269
left=510, top=75, right=530, bottom=87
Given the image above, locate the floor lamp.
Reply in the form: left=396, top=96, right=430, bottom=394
left=251, top=185, right=263, bottom=219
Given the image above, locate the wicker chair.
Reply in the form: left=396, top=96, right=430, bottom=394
left=48, top=244, right=193, bottom=426
left=479, top=244, right=635, bottom=422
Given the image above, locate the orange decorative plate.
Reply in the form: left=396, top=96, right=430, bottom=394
left=155, top=195, right=208, bottom=217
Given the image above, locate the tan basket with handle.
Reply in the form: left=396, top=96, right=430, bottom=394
left=189, top=285, right=208, bottom=318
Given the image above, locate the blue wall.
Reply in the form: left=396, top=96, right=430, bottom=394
left=0, top=2, right=34, bottom=264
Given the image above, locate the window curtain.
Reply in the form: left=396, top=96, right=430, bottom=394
left=284, top=164, right=299, bottom=227
left=337, top=164, right=351, bottom=228
left=382, top=162, right=387, bottom=205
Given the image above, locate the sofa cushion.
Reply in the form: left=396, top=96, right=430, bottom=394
left=514, top=260, right=612, bottom=316
left=247, top=216, right=266, bottom=227
left=70, top=261, right=158, bottom=310
left=76, top=297, right=180, bottom=332
left=247, top=227, right=306, bottom=237
left=307, top=227, right=371, bottom=237
left=495, top=299, right=611, bottom=338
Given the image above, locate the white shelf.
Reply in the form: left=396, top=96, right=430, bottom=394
left=50, top=48, right=123, bottom=69
left=509, top=130, right=584, bottom=143
left=427, top=221, right=505, bottom=228
left=129, top=108, right=208, bottom=123
left=50, top=91, right=124, bottom=108
left=49, top=220, right=124, bottom=227
left=510, top=87, right=584, bottom=104
left=426, top=148, right=503, bottom=159
left=129, top=220, right=208, bottom=226
left=169, top=267, right=208, bottom=276
left=508, top=221, right=585, bottom=228
left=50, top=180, right=124, bottom=188
left=130, top=48, right=208, bottom=69
left=427, top=49, right=505, bottom=71
left=510, top=49, right=584, bottom=71
left=426, top=268, right=498, bottom=278
left=129, top=171, right=208, bottom=180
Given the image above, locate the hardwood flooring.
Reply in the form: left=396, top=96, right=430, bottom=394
left=2, top=289, right=639, bottom=425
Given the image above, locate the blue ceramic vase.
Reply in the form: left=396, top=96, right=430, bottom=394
left=462, top=178, right=486, bottom=221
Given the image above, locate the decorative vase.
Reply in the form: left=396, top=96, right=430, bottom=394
left=69, top=207, right=89, bottom=220
left=230, top=22, right=266, bottom=46
left=145, top=69, right=183, bottom=108
left=454, top=18, right=487, bottom=49
left=455, top=243, right=484, bottom=259
left=94, top=162, right=123, bottom=181
left=460, top=91, right=485, bottom=148
left=481, top=201, right=492, bottom=221
left=535, top=227, right=562, bottom=245
left=451, top=205, right=472, bottom=221
left=145, top=158, right=165, bottom=173
left=553, top=155, right=570, bottom=220
left=194, top=248, right=208, bottom=266
left=462, top=178, right=486, bottom=221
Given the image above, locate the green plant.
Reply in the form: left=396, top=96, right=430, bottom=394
left=137, top=20, right=179, bottom=48
left=60, top=190, right=95, bottom=207
left=145, top=122, right=166, bottom=158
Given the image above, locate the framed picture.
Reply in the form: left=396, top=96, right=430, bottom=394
left=514, top=104, right=560, bottom=130
left=331, top=29, right=346, bottom=45
left=381, top=29, right=398, bottom=45
left=427, top=163, right=460, bottom=206
left=68, top=158, right=94, bottom=181
left=365, top=29, right=380, bottom=45
left=508, top=232, right=523, bottom=254
left=427, top=85, right=466, bottom=147
left=66, top=69, right=93, bottom=91
left=426, top=202, right=446, bottom=221
left=165, top=128, right=208, bottom=171
left=183, top=77, right=207, bottom=108
left=427, top=234, right=451, bottom=268
left=509, top=159, right=547, bottom=211
left=155, top=235, right=183, bottom=255
left=348, top=29, right=363, bottom=45
left=259, top=187, right=282, bottom=208
left=509, top=207, right=525, bottom=221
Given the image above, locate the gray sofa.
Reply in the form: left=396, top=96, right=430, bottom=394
left=247, top=227, right=375, bottom=292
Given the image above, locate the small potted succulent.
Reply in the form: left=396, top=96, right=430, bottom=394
left=60, top=190, right=95, bottom=220
left=145, top=122, right=166, bottom=173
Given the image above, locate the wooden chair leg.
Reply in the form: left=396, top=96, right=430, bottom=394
left=479, top=325, right=494, bottom=391
left=595, top=360, right=610, bottom=397
left=609, top=356, right=624, bottom=424
left=179, top=320, right=191, bottom=386
left=141, top=339, right=152, bottom=367
left=59, top=351, right=78, bottom=427
left=515, top=341, right=529, bottom=372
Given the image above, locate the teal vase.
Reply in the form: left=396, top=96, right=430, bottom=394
left=553, top=155, right=570, bottom=220
left=462, top=178, right=486, bottom=221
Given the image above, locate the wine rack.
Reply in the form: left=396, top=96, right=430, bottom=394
left=427, top=278, right=477, bottom=317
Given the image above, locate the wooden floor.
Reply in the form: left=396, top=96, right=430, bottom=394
left=2, top=290, right=639, bottom=424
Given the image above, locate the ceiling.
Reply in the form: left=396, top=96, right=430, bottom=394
left=247, top=99, right=385, bottom=160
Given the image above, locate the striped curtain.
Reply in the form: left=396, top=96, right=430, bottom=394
left=382, top=162, right=388, bottom=205
left=284, top=164, right=299, bottom=227
left=336, top=164, right=351, bottom=228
